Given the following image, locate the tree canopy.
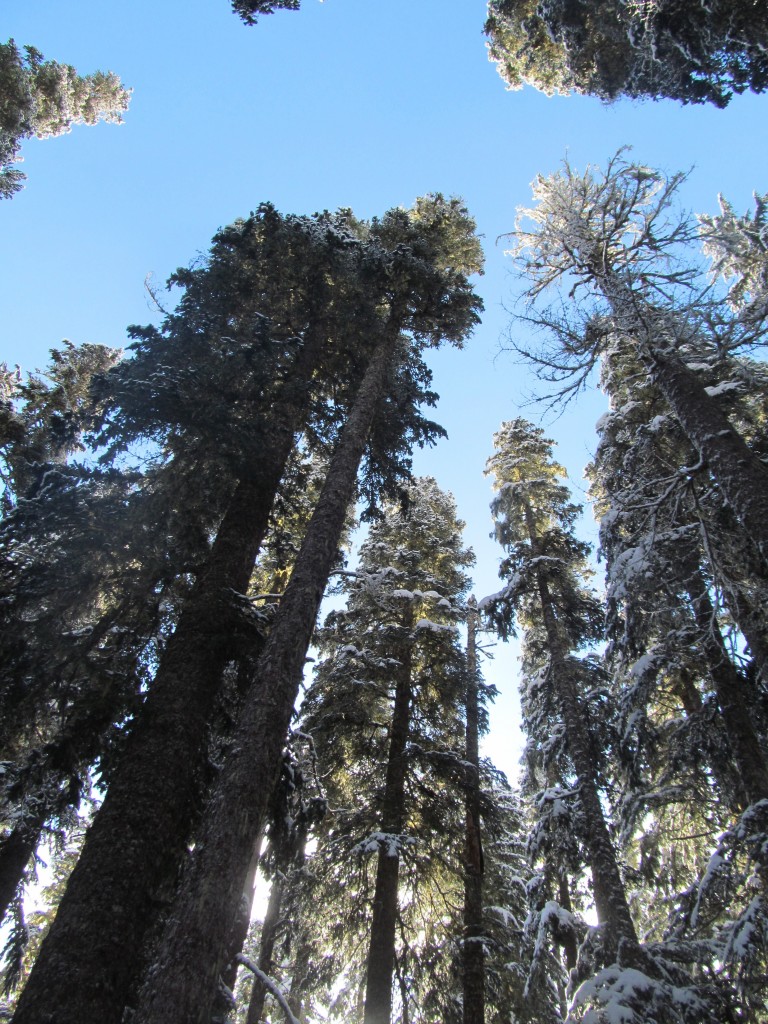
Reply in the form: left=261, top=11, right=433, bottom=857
left=485, top=0, right=768, bottom=106
left=0, top=38, right=129, bottom=198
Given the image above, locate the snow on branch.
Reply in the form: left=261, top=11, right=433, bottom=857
left=235, top=954, right=300, bottom=1024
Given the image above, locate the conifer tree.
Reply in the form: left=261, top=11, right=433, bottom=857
left=0, top=39, right=129, bottom=197
left=484, top=0, right=768, bottom=106
left=587, top=340, right=768, bottom=811
left=510, top=152, right=768, bottom=574
left=123, top=196, right=482, bottom=1024
left=485, top=419, right=638, bottom=967
left=14, top=197, right=482, bottom=1024
left=293, top=478, right=475, bottom=1024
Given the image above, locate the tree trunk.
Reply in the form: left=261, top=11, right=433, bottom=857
left=462, top=597, right=485, bottom=1024
left=211, top=838, right=262, bottom=1024
left=683, top=567, right=768, bottom=805
left=134, top=330, right=400, bottom=1024
left=556, top=873, right=578, bottom=972
left=246, top=871, right=286, bottom=1024
left=286, top=933, right=312, bottom=1023
left=525, top=502, right=639, bottom=963
left=13, top=331, right=327, bottom=1024
left=601, top=274, right=768, bottom=571
left=0, top=815, right=43, bottom=926
left=363, top=607, right=413, bottom=1024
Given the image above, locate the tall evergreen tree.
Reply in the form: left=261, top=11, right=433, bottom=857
left=462, top=597, right=486, bottom=1024
left=510, top=152, right=768, bottom=574
left=123, top=196, right=483, bottom=1024
left=485, top=419, right=638, bottom=967
left=14, top=197, right=482, bottom=1024
left=484, top=419, right=729, bottom=1024
left=586, top=340, right=768, bottom=811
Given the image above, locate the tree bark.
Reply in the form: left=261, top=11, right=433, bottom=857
left=462, top=598, right=485, bottom=1024
left=211, top=839, right=262, bottom=1024
left=13, top=331, right=326, bottom=1024
left=246, top=871, right=286, bottom=1024
left=363, top=607, right=413, bottom=1024
left=134, top=330, right=400, bottom=1024
left=600, top=274, right=768, bottom=571
left=0, top=816, right=42, bottom=926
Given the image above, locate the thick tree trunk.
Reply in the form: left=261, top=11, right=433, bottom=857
left=462, top=598, right=485, bottom=1024
left=212, top=839, right=262, bottom=1024
left=13, top=333, right=326, bottom=1024
left=363, top=608, right=413, bottom=1024
left=133, top=331, right=400, bottom=1024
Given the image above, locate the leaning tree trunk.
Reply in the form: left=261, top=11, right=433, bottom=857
left=134, top=329, right=402, bottom=1024
left=525, top=502, right=640, bottom=964
left=682, top=565, right=768, bottom=805
left=363, top=608, right=413, bottom=1024
left=246, top=871, right=286, bottom=1024
left=13, top=329, right=330, bottom=1024
left=462, top=597, right=485, bottom=1024
left=211, top=839, right=262, bottom=1024
left=0, top=811, right=46, bottom=927
left=601, top=274, right=768, bottom=572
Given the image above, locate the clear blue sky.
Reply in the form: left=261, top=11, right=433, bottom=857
left=3, top=0, right=768, bottom=777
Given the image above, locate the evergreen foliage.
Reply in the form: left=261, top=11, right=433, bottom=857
left=0, top=38, right=129, bottom=197
left=485, top=0, right=768, bottom=106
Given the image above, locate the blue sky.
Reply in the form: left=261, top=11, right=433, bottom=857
left=3, top=0, right=768, bottom=777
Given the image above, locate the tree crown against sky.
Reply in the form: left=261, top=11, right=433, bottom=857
left=0, top=38, right=129, bottom=198
left=485, top=0, right=768, bottom=106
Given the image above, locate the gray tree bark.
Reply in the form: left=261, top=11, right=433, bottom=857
left=134, top=330, right=400, bottom=1024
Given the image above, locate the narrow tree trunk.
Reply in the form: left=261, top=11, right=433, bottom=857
left=134, top=330, right=400, bottom=1024
left=212, top=838, right=262, bottom=1024
left=462, top=597, right=485, bottom=1024
left=525, top=502, right=639, bottom=963
left=246, top=872, right=286, bottom=1024
left=683, top=568, right=768, bottom=804
left=13, top=332, right=326, bottom=1024
left=363, top=607, right=413, bottom=1024
left=0, top=817, right=43, bottom=926
left=286, top=933, right=312, bottom=1023
left=556, top=873, right=578, bottom=972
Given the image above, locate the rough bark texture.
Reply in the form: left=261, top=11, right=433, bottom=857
left=363, top=607, right=413, bottom=1024
left=462, top=598, right=485, bottom=1024
left=134, top=332, right=398, bottom=1024
left=13, top=332, right=324, bottom=1024
left=212, top=840, right=262, bottom=1023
